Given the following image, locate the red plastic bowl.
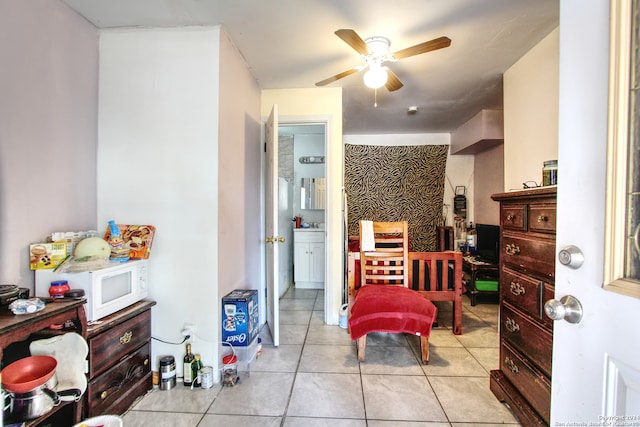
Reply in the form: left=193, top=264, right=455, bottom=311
left=2, top=355, right=57, bottom=393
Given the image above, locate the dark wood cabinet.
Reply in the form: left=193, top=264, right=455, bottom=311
left=0, top=299, right=87, bottom=426
left=462, top=256, right=500, bottom=306
left=85, top=300, right=155, bottom=418
left=0, top=299, right=155, bottom=425
left=490, top=187, right=556, bottom=426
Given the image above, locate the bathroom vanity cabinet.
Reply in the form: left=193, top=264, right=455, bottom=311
left=293, top=229, right=325, bottom=289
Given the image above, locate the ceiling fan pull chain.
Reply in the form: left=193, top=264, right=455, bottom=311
left=374, top=88, right=378, bottom=108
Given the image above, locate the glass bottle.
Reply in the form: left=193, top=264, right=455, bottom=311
left=183, top=343, right=194, bottom=386
left=192, top=354, right=203, bottom=387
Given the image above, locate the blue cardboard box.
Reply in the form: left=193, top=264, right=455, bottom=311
left=222, top=289, right=259, bottom=346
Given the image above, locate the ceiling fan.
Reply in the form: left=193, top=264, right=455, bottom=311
left=315, top=29, right=451, bottom=92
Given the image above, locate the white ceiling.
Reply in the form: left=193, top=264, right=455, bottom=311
left=61, top=0, right=559, bottom=134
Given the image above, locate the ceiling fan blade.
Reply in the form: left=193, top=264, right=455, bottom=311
left=335, top=29, right=370, bottom=55
left=385, top=69, right=404, bottom=91
left=315, top=68, right=360, bottom=86
left=393, top=36, right=451, bottom=60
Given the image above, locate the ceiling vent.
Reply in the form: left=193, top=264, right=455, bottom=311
left=451, top=109, right=504, bottom=155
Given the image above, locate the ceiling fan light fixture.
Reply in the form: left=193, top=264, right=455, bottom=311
left=364, top=36, right=391, bottom=56
left=363, top=63, right=388, bottom=89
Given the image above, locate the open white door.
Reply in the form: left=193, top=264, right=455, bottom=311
left=550, top=0, right=640, bottom=421
left=265, top=105, right=280, bottom=346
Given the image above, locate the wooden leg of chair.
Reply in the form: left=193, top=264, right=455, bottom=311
left=419, top=335, right=430, bottom=364
left=452, top=299, right=462, bottom=335
left=357, top=335, right=366, bottom=362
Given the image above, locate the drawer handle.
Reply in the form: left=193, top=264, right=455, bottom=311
left=510, top=282, right=526, bottom=296
left=505, top=244, right=521, bottom=255
left=506, top=214, right=515, bottom=221
left=505, top=317, right=520, bottom=333
left=99, top=362, right=146, bottom=400
left=537, top=215, right=548, bottom=223
left=505, top=357, right=519, bottom=374
left=120, top=331, right=133, bottom=345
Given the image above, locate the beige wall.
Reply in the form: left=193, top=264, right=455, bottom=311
left=474, top=143, right=504, bottom=225
left=218, top=29, right=262, bottom=307
left=261, top=88, right=343, bottom=324
left=0, top=0, right=99, bottom=288
left=504, top=27, right=559, bottom=191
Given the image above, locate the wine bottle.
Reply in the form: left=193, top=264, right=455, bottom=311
left=192, top=354, right=203, bottom=387
left=183, top=343, right=195, bottom=386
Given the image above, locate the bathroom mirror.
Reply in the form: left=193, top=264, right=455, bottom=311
left=301, top=177, right=325, bottom=210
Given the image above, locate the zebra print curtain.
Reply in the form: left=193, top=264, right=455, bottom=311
left=344, top=144, right=448, bottom=252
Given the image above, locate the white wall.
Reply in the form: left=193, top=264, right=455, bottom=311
left=0, top=0, right=99, bottom=289
left=261, top=88, right=342, bottom=323
left=504, top=27, right=560, bottom=191
left=97, top=26, right=236, bottom=378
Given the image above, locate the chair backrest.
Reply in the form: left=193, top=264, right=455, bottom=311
left=359, top=221, right=409, bottom=287
left=408, top=251, right=462, bottom=297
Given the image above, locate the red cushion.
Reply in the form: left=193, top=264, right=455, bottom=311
left=348, top=285, right=438, bottom=340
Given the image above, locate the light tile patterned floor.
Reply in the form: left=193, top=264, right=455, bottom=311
left=122, top=288, right=521, bottom=426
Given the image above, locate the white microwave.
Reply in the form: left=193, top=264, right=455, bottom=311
left=35, top=260, right=148, bottom=322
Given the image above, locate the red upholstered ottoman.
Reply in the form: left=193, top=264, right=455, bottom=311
left=348, top=284, right=438, bottom=364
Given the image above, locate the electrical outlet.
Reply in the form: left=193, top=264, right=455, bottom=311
left=181, top=322, right=196, bottom=337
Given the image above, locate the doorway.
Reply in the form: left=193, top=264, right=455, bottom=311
left=278, top=123, right=327, bottom=296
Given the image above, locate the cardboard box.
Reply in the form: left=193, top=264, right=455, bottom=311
left=222, top=289, right=259, bottom=346
left=29, top=242, right=67, bottom=270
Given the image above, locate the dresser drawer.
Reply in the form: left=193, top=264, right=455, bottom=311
left=528, top=203, right=556, bottom=234
left=86, top=342, right=151, bottom=417
left=501, top=267, right=544, bottom=320
left=502, top=232, right=555, bottom=279
left=89, top=309, right=151, bottom=378
left=294, top=230, right=324, bottom=243
left=501, top=303, right=552, bottom=376
left=501, top=204, right=527, bottom=231
left=501, top=342, right=551, bottom=424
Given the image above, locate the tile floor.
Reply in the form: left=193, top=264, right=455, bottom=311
left=122, top=288, right=521, bottom=426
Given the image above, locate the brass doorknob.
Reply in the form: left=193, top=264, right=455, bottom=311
left=277, top=236, right=285, bottom=243
left=265, top=237, right=274, bottom=243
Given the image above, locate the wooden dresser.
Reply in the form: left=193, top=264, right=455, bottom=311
left=85, top=300, right=156, bottom=418
left=490, top=187, right=556, bottom=426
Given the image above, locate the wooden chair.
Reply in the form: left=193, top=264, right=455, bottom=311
left=408, top=251, right=463, bottom=335
left=349, top=221, right=437, bottom=364
left=359, top=220, right=409, bottom=286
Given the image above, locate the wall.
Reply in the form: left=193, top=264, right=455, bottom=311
left=504, top=27, right=560, bottom=191
left=261, top=88, right=342, bottom=323
left=217, top=28, right=262, bottom=324
left=98, top=26, right=260, bottom=378
left=473, top=143, right=504, bottom=225
left=0, top=0, right=99, bottom=289
left=292, top=132, right=325, bottom=225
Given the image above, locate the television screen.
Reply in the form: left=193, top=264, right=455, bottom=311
left=475, top=224, right=500, bottom=264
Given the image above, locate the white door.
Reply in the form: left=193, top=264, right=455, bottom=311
left=550, top=0, right=640, bottom=421
left=265, top=105, right=280, bottom=346
left=278, top=176, right=292, bottom=298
